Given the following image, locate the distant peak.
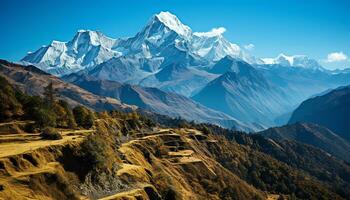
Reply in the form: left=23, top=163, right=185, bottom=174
left=51, top=40, right=65, bottom=44
left=276, top=53, right=295, bottom=65
left=78, top=29, right=89, bottom=33
left=155, top=11, right=180, bottom=23
left=155, top=11, right=176, bottom=19
left=75, top=29, right=101, bottom=37
left=70, top=29, right=116, bottom=47
left=263, top=53, right=323, bottom=69
left=152, top=11, right=192, bottom=38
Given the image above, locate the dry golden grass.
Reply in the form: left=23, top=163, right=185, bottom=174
left=0, top=129, right=93, bottom=158
left=0, top=127, right=94, bottom=199
left=168, top=150, right=194, bottom=157
left=266, top=194, right=281, bottom=200
left=116, top=164, right=151, bottom=183
left=0, top=127, right=266, bottom=200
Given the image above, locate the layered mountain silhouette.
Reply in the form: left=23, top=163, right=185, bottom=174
left=63, top=73, right=251, bottom=131
left=19, top=11, right=350, bottom=129
left=259, top=122, right=350, bottom=162
left=0, top=60, right=132, bottom=111
left=193, top=57, right=294, bottom=127
left=289, top=85, right=350, bottom=142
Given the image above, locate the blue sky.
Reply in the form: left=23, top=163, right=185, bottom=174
left=1, top=0, right=349, bottom=69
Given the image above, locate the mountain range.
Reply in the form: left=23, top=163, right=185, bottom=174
left=193, top=57, right=294, bottom=127
left=63, top=73, right=250, bottom=131
left=21, top=12, right=256, bottom=76
left=259, top=122, right=350, bottom=162
left=19, top=11, right=350, bottom=130
left=1, top=10, right=350, bottom=200
left=289, top=85, right=350, bottom=142
left=0, top=60, right=132, bottom=112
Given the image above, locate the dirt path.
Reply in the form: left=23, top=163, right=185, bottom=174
left=0, top=129, right=94, bottom=158
left=0, top=120, right=34, bottom=127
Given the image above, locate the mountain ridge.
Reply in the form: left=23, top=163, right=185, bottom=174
left=289, top=85, right=350, bottom=142
left=193, top=59, right=293, bottom=126
left=20, top=11, right=256, bottom=76
left=0, top=60, right=134, bottom=112
left=259, top=122, right=350, bottom=162
left=17, top=11, right=350, bottom=129
left=63, top=72, right=253, bottom=131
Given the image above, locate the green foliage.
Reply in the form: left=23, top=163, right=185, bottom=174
left=0, top=76, right=23, bottom=121
left=21, top=95, right=44, bottom=119
left=24, top=123, right=38, bottom=133
left=40, top=127, right=62, bottom=140
left=73, top=106, right=94, bottom=129
left=139, top=113, right=350, bottom=199
left=55, top=100, right=77, bottom=128
left=79, top=133, right=110, bottom=169
left=207, top=135, right=344, bottom=199
left=34, top=108, right=57, bottom=128
left=0, top=79, right=79, bottom=130
left=43, top=82, right=57, bottom=106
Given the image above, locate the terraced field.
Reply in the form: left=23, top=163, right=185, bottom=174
left=0, top=121, right=279, bottom=200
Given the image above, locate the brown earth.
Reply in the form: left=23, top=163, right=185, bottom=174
left=0, top=60, right=135, bottom=112
left=0, top=121, right=273, bottom=200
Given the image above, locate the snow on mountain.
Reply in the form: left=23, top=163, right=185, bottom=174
left=262, top=53, right=323, bottom=70
left=115, top=12, right=193, bottom=59
left=21, top=12, right=327, bottom=79
left=21, top=30, right=121, bottom=75
left=21, top=11, right=260, bottom=77
left=155, top=11, right=192, bottom=39
left=191, top=31, right=241, bottom=61
left=191, top=27, right=263, bottom=63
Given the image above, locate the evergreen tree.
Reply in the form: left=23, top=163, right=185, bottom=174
left=43, top=82, right=57, bottom=106
left=73, top=106, right=94, bottom=129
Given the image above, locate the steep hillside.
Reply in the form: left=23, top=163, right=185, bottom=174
left=0, top=78, right=349, bottom=199
left=289, top=85, right=350, bottom=142
left=258, top=65, right=350, bottom=115
left=193, top=58, right=293, bottom=127
left=0, top=120, right=266, bottom=199
left=139, top=62, right=218, bottom=97
left=190, top=123, right=350, bottom=199
left=1, top=119, right=348, bottom=199
left=83, top=56, right=159, bottom=84
left=258, top=122, right=350, bottom=162
left=63, top=73, right=250, bottom=131
left=0, top=60, right=133, bottom=112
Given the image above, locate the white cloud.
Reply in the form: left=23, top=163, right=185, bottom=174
left=244, top=44, right=255, bottom=51
left=193, top=27, right=226, bottom=37
left=325, top=52, right=348, bottom=62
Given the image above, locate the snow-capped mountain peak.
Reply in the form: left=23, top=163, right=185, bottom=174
left=21, top=11, right=263, bottom=76
left=277, top=53, right=294, bottom=65
left=191, top=27, right=242, bottom=61
left=68, top=29, right=117, bottom=49
left=262, top=53, right=323, bottom=69
left=153, top=11, right=192, bottom=38
left=21, top=30, right=121, bottom=75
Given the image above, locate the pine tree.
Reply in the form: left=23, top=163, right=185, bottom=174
left=44, top=82, right=57, bottom=106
